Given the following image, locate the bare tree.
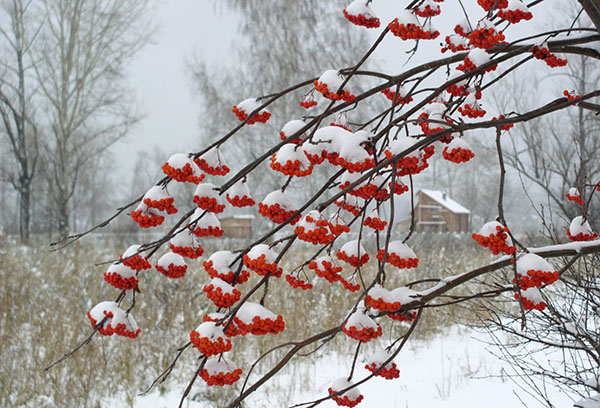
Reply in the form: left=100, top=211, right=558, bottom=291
left=0, top=0, right=40, bottom=243
left=35, top=0, right=153, bottom=236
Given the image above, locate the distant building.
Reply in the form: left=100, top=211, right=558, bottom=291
left=398, top=189, right=470, bottom=233
left=220, top=215, right=255, bottom=238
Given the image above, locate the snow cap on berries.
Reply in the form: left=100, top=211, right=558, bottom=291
left=232, top=98, right=271, bottom=124
left=365, top=348, right=401, bottom=379
left=270, top=144, right=313, bottom=177
left=200, top=358, right=243, bottom=386
left=516, top=286, right=546, bottom=311
left=567, top=216, right=598, bottom=241
left=120, top=244, right=151, bottom=271
left=156, top=252, right=188, bottom=279
left=191, top=208, right=224, bottom=237
left=244, top=244, right=282, bottom=277
left=142, top=185, right=176, bottom=213
left=195, top=146, right=230, bottom=176
left=337, top=239, right=370, bottom=267
left=234, top=302, right=285, bottom=336
left=343, top=0, right=380, bottom=28
left=377, top=240, right=418, bottom=269
left=329, top=377, right=364, bottom=407
left=170, top=228, right=204, bottom=259
left=258, top=189, right=300, bottom=225
left=104, top=262, right=138, bottom=290
left=226, top=179, right=255, bottom=207
left=193, top=183, right=225, bottom=213
left=343, top=307, right=382, bottom=342
left=280, top=119, right=306, bottom=142
left=190, top=321, right=232, bottom=356
left=204, top=250, right=250, bottom=285
left=162, top=153, right=204, bottom=184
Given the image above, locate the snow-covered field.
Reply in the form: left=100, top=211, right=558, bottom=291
left=117, top=326, right=572, bottom=408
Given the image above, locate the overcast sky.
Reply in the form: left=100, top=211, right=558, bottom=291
left=117, top=0, right=554, bottom=177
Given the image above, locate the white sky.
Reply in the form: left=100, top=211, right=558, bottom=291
left=116, top=0, right=238, bottom=173
left=116, top=0, right=556, bottom=180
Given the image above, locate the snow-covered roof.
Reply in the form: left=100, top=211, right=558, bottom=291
left=418, top=189, right=470, bottom=214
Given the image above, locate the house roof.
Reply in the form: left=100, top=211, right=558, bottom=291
left=418, top=189, right=470, bottom=214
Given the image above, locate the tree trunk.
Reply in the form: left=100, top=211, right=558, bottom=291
left=19, top=181, right=31, bottom=244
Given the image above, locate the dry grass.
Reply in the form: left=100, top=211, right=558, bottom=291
left=0, top=232, right=498, bottom=407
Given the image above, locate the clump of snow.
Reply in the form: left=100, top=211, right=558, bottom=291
left=235, top=302, right=278, bottom=325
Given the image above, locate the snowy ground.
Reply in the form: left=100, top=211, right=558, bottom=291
left=112, top=326, right=574, bottom=408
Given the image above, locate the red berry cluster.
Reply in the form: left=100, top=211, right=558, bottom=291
left=162, top=162, right=204, bottom=184
left=514, top=293, right=546, bottom=311
left=170, top=243, right=204, bottom=259
left=563, top=90, right=581, bottom=102
left=226, top=193, right=255, bottom=207
left=441, top=35, right=469, bottom=53
left=446, top=83, right=469, bottom=97
left=190, top=330, right=232, bottom=356
left=335, top=156, right=375, bottom=173
left=472, top=226, right=516, bottom=255
left=376, top=250, right=419, bottom=269
left=314, top=80, right=355, bottom=103
left=389, top=18, right=439, bottom=40
left=342, top=324, right=382, bottom=343
left=337, top=249, right=370, bottom=268
left=193, top=196, right=226, bottom=213
left=104, top=271, right=138, bottom=290
left=233, top=315, right=285, bottom=336
left=363, top=214, right=387, bottom=231
left=458, top=102, right=486, bottom=118
left=193, top=225, right=224, bottom=238
left=498, top=7, right=533, bottom=23
left=270, top=156, right=313, bottom=177
left=385, top=152, right=429, bottom=177
left=531, top=45, right=567, bottom=67
left=121, top=252, right=151, bottom=271
left=203, top=260, right=250, bottom=285
left=257, top=202, right=301, bottom=225
left=334, top=198, right=361, bottom=216
left=341, top=278, right=361, bottom=292
left=131, top=209, right=164, bottom=228
left=389, top=310, right=417, bottom=322
left=143, top=196, right=176, bottom=214
left=110, top=322, right=140, bottom=338
left=381, top=88, right=413, bottom=104
left=194, top=158, right=230, bottom=176
left=203, top=283, right=241, bottom=308
left=515, top=270, right=560, bottom=291
left=468, top=27, right=505, bottom=49
left=156, top=262, right=187, bottom=279
left=285, top=274, right=313, bottom=290
left=365, top=294, right=401, bottom=313
left=243, top=254, right=283, bottom=278
left=231, top=105, right=271, bottom=124
left=567, top=229, right=599, bottom=242
left=415, top=4, right=440, bottom=18
left=308, top=258, right=343, bottom=283
left=328, top=389, right=364, bottom=407
left=343, top=9, right=380, bottom=28
left=200, top=366, right=243, bottom=386
left=477, top=0, right=508, bottom=11
left=443, top=146, right=475, bottom=163
left=365, top=362, right=401, bottom=380
left=294, top=218, right=334, bottom=245
left=457, top=55, right=497, bottom=73
left=566, top=192, right=583, bottom=205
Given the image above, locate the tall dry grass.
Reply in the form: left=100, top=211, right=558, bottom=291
left=0, top=232, right=498, bottom=407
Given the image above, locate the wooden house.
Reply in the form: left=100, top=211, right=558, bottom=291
left=220, top=215, right=255, bottom=238
left=402, top=189, right=470, bottom=233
